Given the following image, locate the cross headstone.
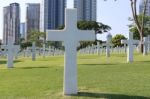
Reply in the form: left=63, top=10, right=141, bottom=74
left=31, top=42, right=36, bottom=61
left=90, top=44, right=95, bottom=54
left=97, top=42, right=102, bottom=55
left=46, top=9, right=95, bottom=95
left=116, top=46, right=120, bottom=54
left=26, top=47, right=31, bottom=57
left=142, top=37, right=150, bottom=56
left=2, top=41, right=18, bottom=68
left=121, top=32, right=139, bottom=62
left=147, top=35, right=150, bottom=52
left=43, top=44, right=46, bottom=58
left=102, top=33, right=113, bottom=57
left=123, top=44, right=127, bottom=53
left=13, top=45, right=20, bottom=59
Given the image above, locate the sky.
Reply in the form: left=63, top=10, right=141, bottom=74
left=0, top=0, right=140, bottom=40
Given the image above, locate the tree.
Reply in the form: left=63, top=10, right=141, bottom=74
left=27, top=30, right=46, bottom=47
left=112, top=34, right=127, bottom=47
left=127, top=0, right=148, bottom=53
left=129, top=26, right=140, bottom=40
left=59, top=21, right=111, bottom=33
left=129, top=15, right=150, bottom=40
left=20, top=41, right=32, bottom=50
left=105, top=0, right=148, bottom=53
left=77, top=21, right=111, bottom=49
left=130, top=0, right=148, bottom=46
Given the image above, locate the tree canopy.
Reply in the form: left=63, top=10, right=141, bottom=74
left=27, top=30, right=46, bottom=47
left=129, top=15, right=150, bottom=39
left=77, top=21, right=111, bottom=34
left=112, top=34, right=127, bottom=47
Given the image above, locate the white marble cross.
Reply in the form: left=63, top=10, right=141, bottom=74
left=25, top=47, right=30, bottom=57
left=102, top=33, right=113, bottom=57
left=31, top=42, right=36, bottom=61
left=46, top=9, right=95, bottom=95
left=121, top=32, right=139, bottom=63
left=142, top=37, right=150, bottom=56
left=14, top=46, right=20, bottom=59
left=2, top=41, right=19, bottom=68
left=42, top=44, right=46, bottom=58
left=148, top=35, right=150, bottom=52
left=123, top=44, right=127, bottom=53
left=97, top=42, right=102, bottom=55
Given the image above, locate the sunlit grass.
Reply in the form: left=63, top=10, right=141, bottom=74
left=0, top=53, right=150, bottom=99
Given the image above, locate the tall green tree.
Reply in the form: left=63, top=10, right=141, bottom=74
left=27, top=30, right=46, bottom=47
left=77, top=21, right=111, bottom=34
left=105, top=0, right=148, bottom=53
left=77, top=21, right=111, bottom=49
left=129, top=15, right=150, bottom=40
left=112, top=34, right=127, bottom=47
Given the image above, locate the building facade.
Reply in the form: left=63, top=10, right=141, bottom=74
left=40, top=0, right=66, bottom=32
left=74, top=0, right=97, bottom=21
left=3, top=6, right=10, bottom=45
left=26, top=3, right=40, bottom=40
left=0, top=39, right=2, bottom=45
left=139, top=0, right=150, bottom=16
left=3, top=3, right=20, bottom=45
left=20, top=23, right=26, bottom=39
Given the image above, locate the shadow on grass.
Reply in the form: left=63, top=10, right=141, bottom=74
left=79, top=63, right=117, bottom=66
left=72, top=92, right=150, bottom=99
left=0, top=60, right=22, bottom=64
left=136, top=61, right=150, bottom=63
left=17, top=66, right=49, bottom=69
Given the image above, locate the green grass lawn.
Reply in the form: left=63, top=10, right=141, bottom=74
left=0, top=53, right=150, bottom=99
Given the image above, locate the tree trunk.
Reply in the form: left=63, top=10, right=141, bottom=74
left=139, top=34, right=144, bottom=53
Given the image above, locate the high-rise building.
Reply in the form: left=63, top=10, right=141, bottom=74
left=0, top=39, right=2, bottom=45
left=3, top=3, right=20, bottom=44
left=3, top=6, right=10, bottom=45
left=139, top=0, right=150, bottom=16
left=26, top=3, right=40, bottom=40
left=74, top=0, right=97, bottom=21
left=20, top=23, right=26, bottom=39
left=40, top=0, right=66, bottom=32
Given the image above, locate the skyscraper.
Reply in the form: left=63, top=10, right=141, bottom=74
left=74, top=0, right=97, bottom=21
left=20, top=22, right=26, bottom=39
left=26, top=3, right=40, bottom=40
left=139, top=0, right=150, bottom=16
left=40, top=0, right=66, bottom=32
left=3, top=6, right=10, bottom=45
left=3, top=3, right=20, bottom=44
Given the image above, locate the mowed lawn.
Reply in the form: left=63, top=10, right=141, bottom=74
left=0, top=53, right=150, bottom=99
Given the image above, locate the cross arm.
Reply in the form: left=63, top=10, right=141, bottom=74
left=121, top=40, right=128, bottom=44
left=77, top=30, right=95, bottom=41
left=1, top=45, right=8, bottom=49
left=46, top=30, right=66, bottom=41
left=133, top=40, right=140, bottom=45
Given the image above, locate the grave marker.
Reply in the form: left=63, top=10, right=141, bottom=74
left=121, top=32, right=139, bottom=62
left=46, top=9, right=95, bottom=95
